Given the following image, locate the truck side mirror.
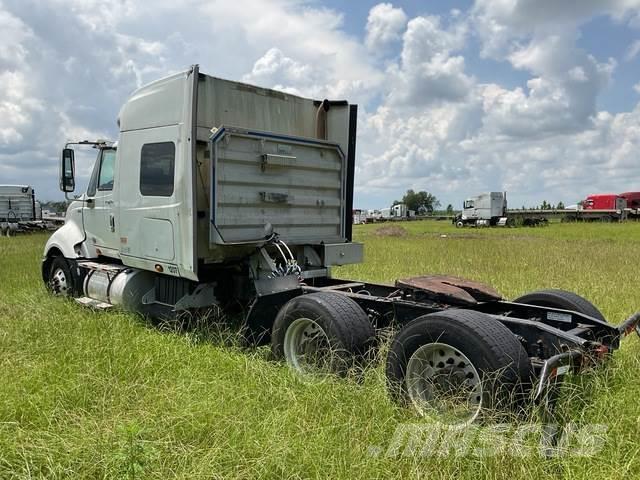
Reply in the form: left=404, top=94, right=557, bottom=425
left=60, top=148, right=75, bottom=192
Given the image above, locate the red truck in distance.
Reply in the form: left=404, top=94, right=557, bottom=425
left=582, top=194, right=626, bottom=211
left=620, top=192, right=640, bottom=211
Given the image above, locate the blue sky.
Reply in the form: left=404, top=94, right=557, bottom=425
left=322, top=0, right=640, bottom=117
left=1, top=0, right=640, bottom=210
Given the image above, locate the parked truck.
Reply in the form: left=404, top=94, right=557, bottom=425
left=352, top=209, right=367, bottom=225
left=378, top=203, right=413, bottom=220
left=583, top=193, right=626, bottom=211
left=0, top=185, right=50, bottom=235
left=619, top=191, right=640, bottom=217
left=43, top=66, right=640, bottom=422
left=453, top=192, right=509, bottom=227
left=579, top=194, right=627, bottom=222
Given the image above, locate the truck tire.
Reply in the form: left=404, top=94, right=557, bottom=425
left=512, top=289, right=605, bottom=322
left=271, top=292, right=375, bottom=376
left=46, top=256, right=81, bottom=297
left=386, top=309, right=531, bottom=422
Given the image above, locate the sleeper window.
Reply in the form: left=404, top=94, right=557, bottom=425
left=140, top=142, right=175, bottom=197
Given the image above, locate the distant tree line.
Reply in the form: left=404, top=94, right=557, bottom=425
left=518, top=201, right=565, bottom=210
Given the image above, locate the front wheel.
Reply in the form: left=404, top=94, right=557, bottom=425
left=46, top=256, right=81, bottom=297
left=386, top=309, right=531, bottom=423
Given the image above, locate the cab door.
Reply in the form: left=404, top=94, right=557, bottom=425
left=83, top=148, right=120, bottom=257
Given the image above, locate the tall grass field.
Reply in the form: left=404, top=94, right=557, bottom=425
left=1, top=222, right=639, bottom=479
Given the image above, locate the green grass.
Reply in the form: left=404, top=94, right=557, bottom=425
left=1, top=222, right=639, bottom=479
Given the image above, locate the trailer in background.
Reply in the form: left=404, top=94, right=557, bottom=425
left=352, top=209, right=367, bottom=224
left=620, top=192, right=640, bottom=217
left=0, top=185, right=36, bottom=220
left=0, top=185, right=61, bottom=235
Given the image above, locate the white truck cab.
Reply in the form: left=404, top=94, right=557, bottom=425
left=455, top=192, right=508, bottom=227
left=43, top=65, right=362, bottom=322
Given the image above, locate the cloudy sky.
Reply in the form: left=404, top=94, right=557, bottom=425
left=1, top=0, right=640, bottom=209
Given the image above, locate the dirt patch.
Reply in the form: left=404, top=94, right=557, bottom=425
left=373, top=225, right=408, bottom=237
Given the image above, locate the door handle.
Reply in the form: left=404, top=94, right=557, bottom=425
left=109, top=214, right=115, bottom=232
left=105, top=200, right=114, bottom=205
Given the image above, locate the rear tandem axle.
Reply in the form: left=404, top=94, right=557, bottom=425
left=248, top=274, right=640, bottom=419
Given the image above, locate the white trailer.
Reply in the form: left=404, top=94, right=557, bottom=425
left=0, top=185, right=36, bottom=220
left=352, top=209, right=367, bottom=224
left=0, top=185, right=49, bottom=235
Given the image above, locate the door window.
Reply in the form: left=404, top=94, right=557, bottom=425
left=98, top=150, right=116, bottom=191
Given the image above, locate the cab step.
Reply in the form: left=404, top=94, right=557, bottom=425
left=76, top=260, right=127, bottom=274
left=75, top=296, right=114, bottom=310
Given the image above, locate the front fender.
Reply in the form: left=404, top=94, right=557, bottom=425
left=43, top=201, right=88, bottom=259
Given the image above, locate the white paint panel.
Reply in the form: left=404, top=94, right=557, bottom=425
left=141, top=218, right=175, bottom=261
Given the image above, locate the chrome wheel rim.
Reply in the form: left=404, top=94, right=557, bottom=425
left=284, top=317, right=333, bottom=374
left=50, top=267, right=69, bottom=296
left=405, top=342, right=483, bottom=423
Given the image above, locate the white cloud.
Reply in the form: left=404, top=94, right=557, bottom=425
left=243, top=48, right=322, bottom=96
left=625, top=39, right=640, bottom=60
left=472, top=0, right=640, bottom=58
left=1, top=0, right=640, bottom=211
left=365, top=3, right=408, bottom=52
left=0, top=0, right=380, bottom=197
left=352, top=3, right=639, bottom=208
left=492, top=33, right=618, bottom=135
left=0, top=7, right=31, bottom=68
left=400, top=15, right=466, bottom=65
left=241, top=47, right=372, bottom=101
left=385, top=15, right=472, bottom=106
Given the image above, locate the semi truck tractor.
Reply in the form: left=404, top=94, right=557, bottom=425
left=583, top=194, right=626, bottom=211
left=454, top=192, right=508, bottom=227
left=43, top=66, right=640, bottom=422
left=620, top=191, right=640, bottom=210
left=580, top=194, right=627, bottom=221
left=620, top=191, right=640, bottom=217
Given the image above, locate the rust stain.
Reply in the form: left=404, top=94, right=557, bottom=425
left=396, top=275, right=502, bottom=304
